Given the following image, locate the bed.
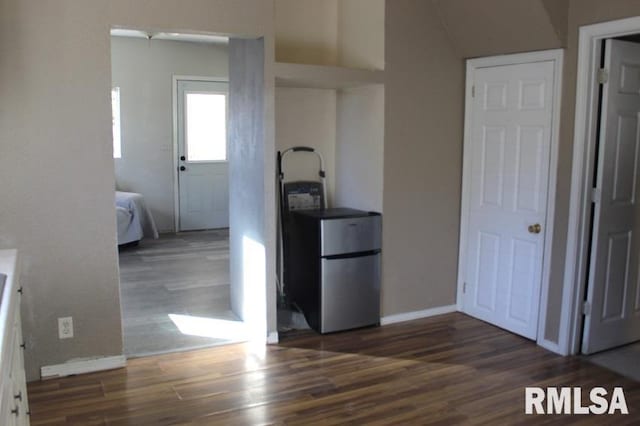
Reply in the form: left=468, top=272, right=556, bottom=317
left=115, top=191, right=159, bottom=245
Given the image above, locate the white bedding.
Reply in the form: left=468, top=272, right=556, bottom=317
left=115, top=191, right=159, bottom=245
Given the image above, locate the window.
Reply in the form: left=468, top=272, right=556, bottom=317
left=185, top=92, right=227, bottom=162
left=111, top=87, right=122, bottom=159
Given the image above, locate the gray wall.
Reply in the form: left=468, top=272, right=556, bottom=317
left=0, top=0, right=276, bottom=381
left=111, top=37, right=229, bottom=232
left=389, top=0, right=561, bottom=330
left=274, top=0, right=384, bottom=69
left=383, top=0, right=564, bottom=333
left=431, top=0, right=562, bottom=58
left=228, top=38, right=267, bottom=338
left=541, top=0, right=569, bottom=46
left=382, top=0, right=464, bottom=315
left=275, top=0, right=338, bottom=66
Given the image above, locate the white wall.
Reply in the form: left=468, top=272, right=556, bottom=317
left=275, top=88, right=337, bottom=206
left=334, top=85, right=384, bottom=212
left=111, top=37, right=229, bottom=232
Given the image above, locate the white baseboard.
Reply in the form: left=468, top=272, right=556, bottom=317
left=266, top=331, right=279, bottom=344
left=41, top=355, right=126, bottom=379
left=380, top=304, right=457, bottom=326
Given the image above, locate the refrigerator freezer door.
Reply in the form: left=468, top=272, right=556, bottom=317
left=320, top=215, right=381, bottom=257
left=320, top=253, right=380, bottom=333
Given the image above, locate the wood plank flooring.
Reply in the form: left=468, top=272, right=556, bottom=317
left=118, top=230, right=241, bottom=356
left=27, top=313, right=640, bottom=424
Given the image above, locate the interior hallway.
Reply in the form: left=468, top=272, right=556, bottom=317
left=118, top=229, right=244, bottom=356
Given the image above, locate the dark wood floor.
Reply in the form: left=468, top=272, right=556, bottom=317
left=28, top=313, right=640, bottom=425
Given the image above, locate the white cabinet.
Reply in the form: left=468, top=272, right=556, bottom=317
left=0, top=250, right=30, bottom=426
left=10, top=310, right=29, bottom=424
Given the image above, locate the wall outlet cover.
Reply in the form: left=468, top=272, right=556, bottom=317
left=58, top=316, right=74, bottom=339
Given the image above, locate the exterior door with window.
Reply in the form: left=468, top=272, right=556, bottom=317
left=177, top=79, right=229, bottom=231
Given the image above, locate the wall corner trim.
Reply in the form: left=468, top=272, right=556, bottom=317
left=40, top=355, right=127, bottom=379
left=380, top=305, right=457, bottom=326
left=267, top=331, right=279, bottom=344
left=537, top=337, right=566, bottom=356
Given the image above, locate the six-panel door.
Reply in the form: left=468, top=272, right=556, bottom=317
left=463, top=60, right=555, bottom=340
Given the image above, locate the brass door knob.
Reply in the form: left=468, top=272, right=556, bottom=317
left=528, top=223, right=542, bottom=234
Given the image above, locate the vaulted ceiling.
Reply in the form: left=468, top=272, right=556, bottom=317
left=431, top=0, right=569, bottom=58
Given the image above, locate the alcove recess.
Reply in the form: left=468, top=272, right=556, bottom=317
left=274, top=0, right=385, bottom=212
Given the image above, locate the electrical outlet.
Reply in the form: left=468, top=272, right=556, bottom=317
left=58, top=317, right=73, bottom=339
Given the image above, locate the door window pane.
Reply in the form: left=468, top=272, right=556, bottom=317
left=185, top=92, right=227, bottom=161
left=112, top=87, right=121, bottom=158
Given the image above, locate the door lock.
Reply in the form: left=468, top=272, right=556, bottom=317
left=528, top=223, right=542, bottom=234
left=179, top=166, right=186, bottom=171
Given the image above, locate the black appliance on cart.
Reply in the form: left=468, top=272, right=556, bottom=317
left=277, top=147, right=381, bottom=334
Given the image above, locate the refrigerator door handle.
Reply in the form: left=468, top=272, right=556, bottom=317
left=322, top=249, right=381, bottom=260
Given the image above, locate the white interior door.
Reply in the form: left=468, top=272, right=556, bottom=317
left=582, top=39, right=640, bottom=354
left=462, top=59, right=556, bottom=340
left=177, top=79, right=229, bottom=231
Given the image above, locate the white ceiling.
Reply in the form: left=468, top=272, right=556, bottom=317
left=110, top=29, right=228, bottom=45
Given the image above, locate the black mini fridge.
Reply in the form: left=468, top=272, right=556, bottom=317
left=286, top=208, right=381, bottom=333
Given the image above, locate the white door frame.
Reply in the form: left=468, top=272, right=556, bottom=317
left=563, top=16, right=640, bottom=356
left=456, top=49, right=564, bottom=351
left=172, top=75, right=228, bottom=232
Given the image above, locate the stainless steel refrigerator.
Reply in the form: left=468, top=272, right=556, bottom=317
left=286, top=208, right=381, bottom=333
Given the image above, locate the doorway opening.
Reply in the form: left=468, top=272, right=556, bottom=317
left=109, top=29, right=265, bottom=357
left=579, top=35, right=640, bottom=356
left=564, top=18, right=640, bottom=371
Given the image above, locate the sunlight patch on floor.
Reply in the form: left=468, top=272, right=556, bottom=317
left=169, top=313, right=247, bottom=340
